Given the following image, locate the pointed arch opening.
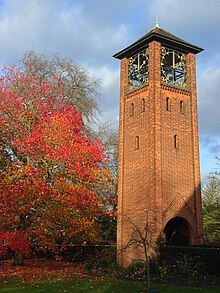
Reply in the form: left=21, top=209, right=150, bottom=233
left=164, top=217, right=191, bottom=246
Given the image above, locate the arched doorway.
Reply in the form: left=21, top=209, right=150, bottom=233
left=164, top=217, right=191, bottom=246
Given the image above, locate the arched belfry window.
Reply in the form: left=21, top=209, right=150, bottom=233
left=180, top=101, right=184, bottom=113
left=135, top=136, right=139, bottom=150
left=128, top=48, right=149, bottom=91
left=174, top=134, right=178, bottom=149
left=166, top=97, right=170, bottom=111
left=161, top=46, right=187, bottom=88
left=141, top=98, right=145, bottom=112
left=130, top=103, right=134, bottom=116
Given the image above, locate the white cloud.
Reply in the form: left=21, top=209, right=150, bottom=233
left=0, top=0, right=130, bottom=66
left=0, top=0, right=63, bottom=62
left=153, top=0, right=220, bottom=33
left=94, top=66, right=119, bottom=90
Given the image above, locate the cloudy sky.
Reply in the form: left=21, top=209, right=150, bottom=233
left=0, top=0, right=219, bottom=180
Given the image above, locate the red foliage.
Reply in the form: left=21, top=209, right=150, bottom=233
left=0, top=66, right=110, bottom=256
left=0, top=230, right=31, bottom=257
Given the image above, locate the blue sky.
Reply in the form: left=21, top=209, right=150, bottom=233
left=0, top=0, right=219, bottom=181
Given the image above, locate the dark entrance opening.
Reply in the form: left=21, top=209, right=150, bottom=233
left=164, top=217, right=190, bottom=246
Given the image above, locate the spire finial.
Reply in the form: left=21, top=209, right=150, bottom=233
left=156, top=19, right=159, bottom=28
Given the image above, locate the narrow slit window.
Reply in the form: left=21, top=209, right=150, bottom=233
left=166, top=97, right=170, bottom=111
left=141, top=98, right=145, bottom=112
left=130, top=103, right=134, bottom=116
left=180, top=101, right=184, bottom=113
left=174, top=134, right=177, bottom=149
left=135, top=136, right=139, bottom=150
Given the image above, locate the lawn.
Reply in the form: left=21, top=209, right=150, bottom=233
left=0, top=259, right=219, bottom=293
left=1, top=279, right=220, bottom=293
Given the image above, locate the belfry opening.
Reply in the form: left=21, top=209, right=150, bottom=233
left=164, top=217, right=191, bottom=246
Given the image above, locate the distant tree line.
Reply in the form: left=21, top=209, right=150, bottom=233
left=202, top=156, right=220, bottom=245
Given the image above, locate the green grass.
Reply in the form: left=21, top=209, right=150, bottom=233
left=0, top=278, right=219, bottom=293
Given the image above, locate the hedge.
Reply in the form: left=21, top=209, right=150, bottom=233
left=158, top=245, right=220, bottom=276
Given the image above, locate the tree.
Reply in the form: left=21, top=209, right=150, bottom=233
left=0, top=65, right=110, bottom=258
left=95, top=122, right=118, bottom=243
left=97, top=122, right=118, bottom=209
left=202, top=157, right=220, bottom=245
left=122, top=212, right=154, bottom=289
left=18, top=50, right=101, bottom=124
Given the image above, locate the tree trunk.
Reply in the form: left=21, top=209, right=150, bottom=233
left=12, top=253, right=25, bottom=266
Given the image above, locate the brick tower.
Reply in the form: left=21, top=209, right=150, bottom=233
left=113, top=26, right=203, bottom=267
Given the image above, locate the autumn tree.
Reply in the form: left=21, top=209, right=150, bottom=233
left=18, top=50, right=101, bottom=125
left=202, top=157, right=220, bottom=245
left=0, top=65, right=110, bottom=258
left=95, top=122, right=118, bottom=243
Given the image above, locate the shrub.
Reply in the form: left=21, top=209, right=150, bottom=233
left=84, top=245, right=119, bottom=277
left=123, top=261, right=147, bottom=281
left=158, top=245, right=220, bottom=285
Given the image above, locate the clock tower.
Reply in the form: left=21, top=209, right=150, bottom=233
left=114, top=26, right=203, bottom=267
